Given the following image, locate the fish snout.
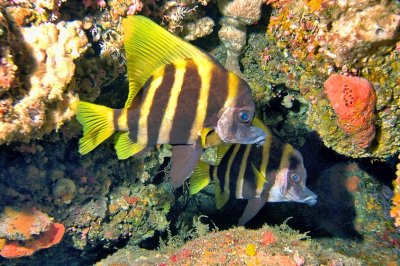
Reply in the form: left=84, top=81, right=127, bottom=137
left=302, top=190, right=318, bottom=206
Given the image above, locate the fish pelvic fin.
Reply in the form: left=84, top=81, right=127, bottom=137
left=76, top=101, right=116, bottom=155
left=122, top=15, right=210, bottom=109
left=189, top=160, right=211, bottom=195
left=114, top=132, right=147, bottom=160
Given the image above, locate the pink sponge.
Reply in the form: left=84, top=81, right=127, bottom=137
left=324, top=74, right=376, bottom=149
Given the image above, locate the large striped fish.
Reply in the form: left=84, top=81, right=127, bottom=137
left=75, top=16, right=266, bottom=188
left=189, top=122, right=317, bottom=225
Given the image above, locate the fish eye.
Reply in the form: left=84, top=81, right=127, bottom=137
left=290, top=174, right=301, bottom=183
left=238, top=111, right=251, bottom=123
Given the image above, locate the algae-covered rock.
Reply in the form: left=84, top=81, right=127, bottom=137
left=95, top=223, right=362, bottom=265
left=242, top=0, right=400, bottom=158
left=309, top=162, right=400, bottom=263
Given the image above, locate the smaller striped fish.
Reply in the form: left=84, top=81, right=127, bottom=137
left=74, top=16, right=266, bottom=188
left=189, top=122, right=317, bottom=225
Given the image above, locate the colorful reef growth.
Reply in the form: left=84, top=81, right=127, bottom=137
left=96, top=223, right=362, bottom=265
left=0, top=7, right=88, bottom=144
left=0, top=207, right=65, bottom=258
left=324, top=74, right=376, bottom=149
left=241, top=0, right=400, bottom=158
left=391, top=154, right=400, bottom=227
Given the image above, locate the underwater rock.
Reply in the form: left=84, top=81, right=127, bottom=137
left=324, top=74, right=376, bottom=149
left=317, top=0, right=400, bottom=66
left=52, top=178, right=77, bottom=205
left=309, top=162, right=400, bottom=262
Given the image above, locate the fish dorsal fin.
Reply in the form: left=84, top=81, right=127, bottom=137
left=189, top=161, right=211, bottom=195
left=114, top=132, right=146, bottom=159
left=214, top=144, right=232, bottom=166
left=122, top=15, right=209, bottom=108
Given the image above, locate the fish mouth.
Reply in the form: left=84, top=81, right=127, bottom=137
left=238, top=127, right=267, bottom=144
left=302, top=195, right=318, bottom=206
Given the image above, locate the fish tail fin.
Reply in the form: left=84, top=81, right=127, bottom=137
left=189, top=161, right=211, bottom=195
left=114, top=132, right=146, bottom=159
left=76, top=101, right=116, bottom=155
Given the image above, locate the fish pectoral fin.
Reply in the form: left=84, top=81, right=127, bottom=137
left=122, top=15, right=209, bottom=108
left=114, top=132, right=147, bottom=159
left=170, top=143, right=203, bottom=188
left=238, top=198, right=267, bottom=226
left=215, top=184, right=230, bottom=210
left=215, top=144, right=232, bottom=166
left=189, top=161, right=211, bottom=195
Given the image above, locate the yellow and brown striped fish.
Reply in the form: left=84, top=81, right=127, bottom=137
left=189, top=121, right=317, bottom=225
left=75, top=16, right=266, bottom=188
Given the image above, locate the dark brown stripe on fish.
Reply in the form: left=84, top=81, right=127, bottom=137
left=169, top=60, right=201, bottom=144
left=215, top=145, right=235, bottom=193
left=288, top=154, right=301, bottom=170
left=204, top=66, right=229, bottom=126
left=266, top=138, right=285, bottom=173
left=147, top=64, right=175, bottom=145
left=128, top=76, right=154, bottom=142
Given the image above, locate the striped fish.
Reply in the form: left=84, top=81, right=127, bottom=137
left=189, top=122, right=317, bottom=225
left=75, top=16, right=266, bottom=188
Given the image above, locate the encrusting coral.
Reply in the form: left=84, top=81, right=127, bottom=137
left=324, top=74, right=376, bottom=149
left=0, top=207, right=65, bottom=258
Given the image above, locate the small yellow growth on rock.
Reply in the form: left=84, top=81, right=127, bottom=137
left=246, top=243, right=256, bottom=256
left=0, top=238, right=6, bottom=250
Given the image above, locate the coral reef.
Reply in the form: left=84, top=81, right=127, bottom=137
left=324, top=74, right=376, bottom=149
left=0, top=133, right=173, bottom=257
left=0, top=207, right=65, bottom=258
left=0, top=0, right=399, bottom=264
left=241, top=0, right=400, bottom=158
left=96, top=223, right=362, bottom=265
left=0, top=7, right=88, bottom=144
